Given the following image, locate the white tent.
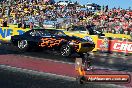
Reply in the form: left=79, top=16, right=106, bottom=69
left=58, top=2, right=68, bottom=6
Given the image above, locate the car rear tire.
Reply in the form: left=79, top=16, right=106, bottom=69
left=18, top=40, right=29, bottom=51
left=60, top=44, right=71, bottom=57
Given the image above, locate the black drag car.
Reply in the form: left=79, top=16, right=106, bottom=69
left=11, top=29, right=95, bottom=57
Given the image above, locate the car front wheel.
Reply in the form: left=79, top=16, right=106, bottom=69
left=60, top=44, right=71, bottom=57
left=18, top=40, right=29, bottom=51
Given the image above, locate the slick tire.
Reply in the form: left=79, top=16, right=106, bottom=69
left=60, top=44, right=71, bottom=57
left=18, top=40, right=30, bottom=52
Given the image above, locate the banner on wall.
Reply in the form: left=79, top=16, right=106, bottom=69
left=97, top=37, right=132, bottom=54
left=0, top=27, right=28, bottom=41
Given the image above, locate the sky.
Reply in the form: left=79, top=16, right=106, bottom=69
left=55, top=0, right=132, bottom=9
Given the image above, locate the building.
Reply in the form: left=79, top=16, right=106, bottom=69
left=86, top=3, right=101, bottom=11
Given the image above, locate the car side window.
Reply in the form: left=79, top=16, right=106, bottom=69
left=29, top=30, right=51, bottom=36
left=72, top=26, right=86, bottom=31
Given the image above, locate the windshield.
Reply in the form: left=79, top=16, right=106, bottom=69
left=74, top=26, right=87, bottom=31
left=72, top=35, right=88, bottom=42
left=49, top=30, right=67, bottom=36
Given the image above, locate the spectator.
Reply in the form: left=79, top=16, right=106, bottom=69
left=2, top=17, right=8, bottom=27
left=0, top=0, right=131, bottom=36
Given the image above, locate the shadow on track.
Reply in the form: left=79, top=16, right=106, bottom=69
left=0, top=43, right=75, bottom=62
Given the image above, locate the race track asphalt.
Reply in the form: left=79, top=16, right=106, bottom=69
left=0, top=66, right=124, bottom=88
left=0, top=43, right=131, bottom=88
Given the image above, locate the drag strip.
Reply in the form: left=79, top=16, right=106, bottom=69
left=0, top=54, right=132, bottom=88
